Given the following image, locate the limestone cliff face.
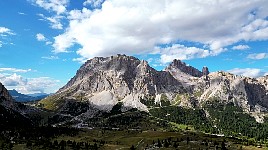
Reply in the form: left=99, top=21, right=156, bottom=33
left=183, top=72, right=268, bottom=122
left=60, top=55, right=182, bottom=97
left=165, top=59, right=208, bottom=77
left=194, top=72, right=268, bottom=112
left=42, top=54, right=185, bottom=111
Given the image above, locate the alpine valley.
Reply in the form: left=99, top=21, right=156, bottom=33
left=1, top=54, right=268, bottom=149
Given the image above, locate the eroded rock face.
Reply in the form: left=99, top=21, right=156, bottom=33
left=191, top=72, right=268, bottom=122
left=165, top=59, right=203, bottom=77
left=43, top=54, right=185, bottom=112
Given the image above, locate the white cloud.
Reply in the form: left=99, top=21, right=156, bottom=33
left=232, top=45, right=250, bottom=50
left=228, top=68, right=267, bottom=78
left=83, top=0, right=104, bottom=7
left=0, top=68, right=31, bottom=73
left=0, top=73, right=60, bottom=94
left=33, top=0, right=69, bottom=29
left=68, top=8, right=92, bottom=20
left=0, top=27, right=15, bottom=48
left=53, top=32, right=74, bottom=53
left=46, top=41, right=52, bottom=45
left=18, top=12, right=26, bottom=15
left=157, top=44, right=210, bottom=64
left=46, top=15, right=63, bottom=29
left=0, top=27, right=14, bottom=36
left=38, top=14, right=63, bottom=30
left=0, top=27, right=9, bottom=34
left=36, top=33, right=53, bottom=45
left=41, top=56, right=59, bottom=60
left=36, top=33, right=46, bottom=41
left=51, top=0, right=268, bottom=61
left=0, top=73, right=27, bottom=86
left=20, top=77, right=60, bottom=94
left=247, top=53, right=268, bottom=60
left=33, top=0, right=69, bottom=15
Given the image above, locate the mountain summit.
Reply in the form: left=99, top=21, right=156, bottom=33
left=41, top=54, right=185, bottom=111
left=40, top=54, right=268, bottom=122
left=165, top=59, right=209, bottom=77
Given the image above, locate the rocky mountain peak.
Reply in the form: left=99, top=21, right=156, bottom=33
left=165, top=59, right=208, bottom=77
left=42, top=55, right=184, bottom=111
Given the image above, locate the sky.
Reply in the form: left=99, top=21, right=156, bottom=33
left=0, top=0, right=268, bottom=94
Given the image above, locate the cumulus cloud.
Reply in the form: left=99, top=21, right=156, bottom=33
left=33, top=0, right=69, bottom=15
left=83, top=0, right=104, bottom=8
left=38, top=14, right=63, bottom=30
left=247, top=53, right=268, bottom=60
left=68, top=8, right=92, bottom=20
left=232, top=45, right=250, bottom=50
left=0, top=27, right=14, bottom=35
left=0, top=73, right=60, bottom=94
left=36, top=33, right=53, bottom=45
left=32, top=0, right=69, bottom=29
left=0, top=73, right=27, bottom=86
left=228, top=68, right=267, bottom=78
left=19, top=77, right=60, bottom=93
left=36, top=33, right=46, bottom=41
left=50, top=0, right=268, bottom=62
left=156, top=44, right=210, bottom=64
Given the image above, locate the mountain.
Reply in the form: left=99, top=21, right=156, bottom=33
left=0, top=82, right=32, bottom=130
left=19, top=54, right=268, bottom=148
left=27, top=92, right=50, bottom=98
left=8, top=89, right=49, bottom=102
left=165, top=59, right=209, bottom=77
left=39, top=54, right=268, bottom=123
left=40, top=54, right=185, bottom=111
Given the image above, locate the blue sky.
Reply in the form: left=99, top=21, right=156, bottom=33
left=0, top=0, right=268, bottom=94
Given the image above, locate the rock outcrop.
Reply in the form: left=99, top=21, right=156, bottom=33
left=165, top=59, right=208, bottom=77
left=202, top=66, right=209, bottom=76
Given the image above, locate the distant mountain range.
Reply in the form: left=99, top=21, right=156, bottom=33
left=8, top=89, right=50, bottom=102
